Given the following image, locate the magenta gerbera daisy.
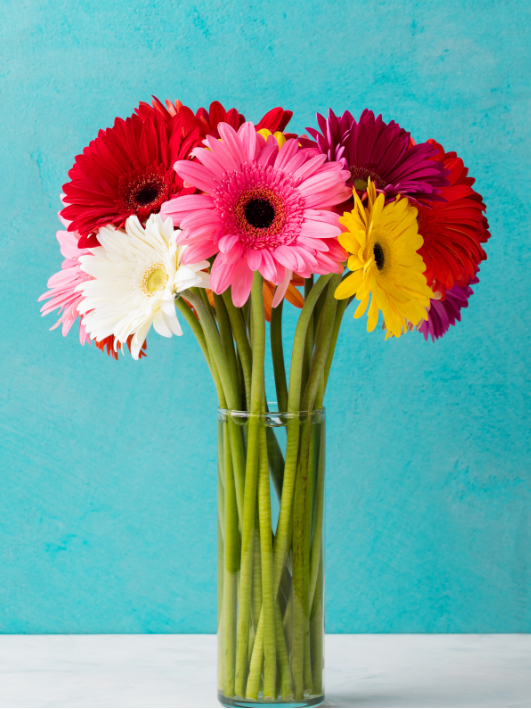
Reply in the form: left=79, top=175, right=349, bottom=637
left=61, top=111, right=201, bottom=248
left=418, top=274, right=479, bottom=342
left=160, top=122, right=351, bottom=307
left=305, top=109, right=449, bottom=204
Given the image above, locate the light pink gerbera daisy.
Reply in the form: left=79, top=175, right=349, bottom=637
left=160, top=122, right=351, bottom=307
left=39, top=218, right=91, bottom=345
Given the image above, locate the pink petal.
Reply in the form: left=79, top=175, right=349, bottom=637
left=162, top=194, right=215, bottom=214
left=238, top=122, right=260, bottom=162
left=181, top=240, right=219, bottom=264
left=219, top=241, right=245, bottom=264
left=230, top=259, right=254, bottom=307
left=205, top=134, right=240, bottom=173
left=180, top=210, right=222, bottom=229
left=297, top=236, right=329, bottom=252
left=297, top=170, right=347, bottom=198
left=217, top=123, right=246, bottom=169
left=173, top=160, right=216, bottom=193
left=210, top=257, right=237, bottom=294
left=272, top=268, right=292, bottom=308
left=191, top=146, right=227, bottom=177
left=256, top=142, right=279, bottom=168
left=304, top=209, right=344, bottom=226
left=273, top=245, right=299, bottom=271
left=299, top=219, right=341, bottom=239
left=260, top=250, right=279, bottom=282
left=273, top=138, right=299, bottom=171
left=292, top=154, right=328, bottom=183
left=246, top=249, right=262, bottom=271
left=219, top=234, right=241, bottom=253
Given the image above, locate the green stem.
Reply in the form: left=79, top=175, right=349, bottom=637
left=214, top=292, right=241, bottom=409
left=291, top=277, right=339, bottom=698
left=273, top=274, right=332, bottom=585
left=301, top=274, right=341, bottom=412
left=310, top=557, right=324, bottom=696
left=181, top=290, right=238, bottom=410
left=222, top=423, right=240, bottom=697
left=183, top=289, right=246, bottom=521
left=245, top=275, right=332, bottom=690
left=270, top=300, right=288, bottom=413
left=222, top=291, right=253, bottom=407
left=309, top=420, right=325, bottom=610
left=301, top=277, right=314, bottom=394
left=234, top=273, right=266, bottom=699
left=257, top=426, right=276, bottom=700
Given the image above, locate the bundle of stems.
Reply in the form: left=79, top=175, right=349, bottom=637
left=177, top=271, right=350, bottom=702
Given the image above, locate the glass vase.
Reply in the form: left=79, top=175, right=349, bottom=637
left=217, top=405, right=325, bottom=708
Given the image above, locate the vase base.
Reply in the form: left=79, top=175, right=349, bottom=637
left=218, top=692, right=325, bottom=708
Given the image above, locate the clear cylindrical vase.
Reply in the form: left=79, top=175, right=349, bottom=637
left=217, top=405, right=325, bottom=708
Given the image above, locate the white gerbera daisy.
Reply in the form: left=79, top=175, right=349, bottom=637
left=77, top=214, right=210, bottom=359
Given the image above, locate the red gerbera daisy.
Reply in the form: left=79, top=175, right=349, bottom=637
left=136, top=97, right=294, bottom=140
left=61, top=111, right=201, bottom=248
left=418, top=140, right=490, bottom=292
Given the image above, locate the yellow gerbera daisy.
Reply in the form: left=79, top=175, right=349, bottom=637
left=334, top=181, right=433, bottom=338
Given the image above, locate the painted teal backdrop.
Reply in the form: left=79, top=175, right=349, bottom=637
left=1, top=0, right=529, bottom=634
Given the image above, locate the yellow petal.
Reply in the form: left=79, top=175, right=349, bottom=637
left=354, top=295, right=370, bottom=319
left=335, top=270, right=363, bottom=300
left=367, top=296, right=379, bottom=332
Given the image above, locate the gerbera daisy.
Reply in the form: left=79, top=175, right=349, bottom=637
left=335, top=181, right=433, bottom=338
left=38, top=222, right=91, bottom=345
left=61, top=110, right=201, bottom=248
left=136, top=97, right=294, bottom=140
left=77, top=214, right=210, bottom=359
left=305, top=109, right=448, bottom=204
left=417, top=140, right=490, bottom=291
left=160, top=122, right=351, bottom=307
left=418, top=274, right=479, bottom=342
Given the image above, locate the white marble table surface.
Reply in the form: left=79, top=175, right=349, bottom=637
left=0, top=634, right=529, bottom=708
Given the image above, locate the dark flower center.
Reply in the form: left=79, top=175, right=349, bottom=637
left=244, top=198, right=276, bottom=229
left=134, top=185, right=161, bottom=206
left=350, top=165, right=386, bottom=192
left=117, top=168, right=170, bottom=216
left=373, top=242, right=385, bottom=270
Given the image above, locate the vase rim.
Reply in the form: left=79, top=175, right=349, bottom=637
left=217, top=403, right=325, bottom=426
left=218, top=401, right=325, bottom=416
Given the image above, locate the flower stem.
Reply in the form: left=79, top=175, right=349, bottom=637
left=182, top=289, right=246, bottom=522
left=234, top=273, right=266, bottom=699
left=273, top=274, right=332, bottom=586
left=222, top=423, right=240, bottom=697
left=270, top=300, right=288, bottom=413
left=213, top=292, right=241, bottom=409
left=309, top=556, right=324, bottom=696
left=301, top=275, right=341, bottom=412
left=222, top=291, right=253, bottom=407
left=257, top=426, right=277, bottom=700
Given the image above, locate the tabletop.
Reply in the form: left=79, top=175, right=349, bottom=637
left=0, top=634, right=529, bottom=708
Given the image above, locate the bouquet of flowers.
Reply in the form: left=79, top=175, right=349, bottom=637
left=40, top=99, right=490, bottom=707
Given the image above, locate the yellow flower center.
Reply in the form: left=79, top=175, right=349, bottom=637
left=142, top=263, right=168, bottom=296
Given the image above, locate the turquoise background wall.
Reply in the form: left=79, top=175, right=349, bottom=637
left=1, top=0, right=530, bottom=634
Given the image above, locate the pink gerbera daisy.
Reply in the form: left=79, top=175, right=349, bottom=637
left=160, top=122, right=351, bottom=307
left=39, top=222, right=91, bottom=345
